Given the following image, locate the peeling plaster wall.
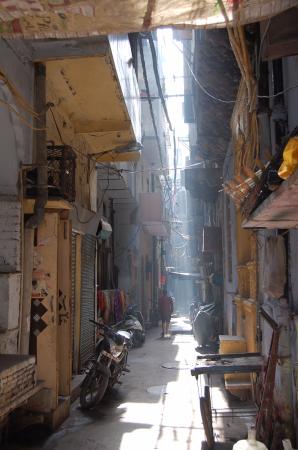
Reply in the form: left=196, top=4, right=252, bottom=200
left=0, top=39, right=34, bottom=353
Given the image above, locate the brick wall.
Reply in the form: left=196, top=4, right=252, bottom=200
left=0, top=355, right=37, bottom=417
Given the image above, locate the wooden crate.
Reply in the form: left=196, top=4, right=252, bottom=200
left=234, top=295, right=245, bottom=336
left=247, top=261, right=258, bottom=300
left=219, top=335, right=251, bottom=394
left=243, top=299, right=257, bottom=353
left=237, top=265, right=250, bottom=297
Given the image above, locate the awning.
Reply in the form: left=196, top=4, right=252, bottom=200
left=97, top=219, right=112, bottom=240
left=0, top=1, right=296, bottom=38
left=166, top=271, right=202, bottom=279
left=143, top=222, right=168, bottom=237
left=243, top=169, right=298, bottom=229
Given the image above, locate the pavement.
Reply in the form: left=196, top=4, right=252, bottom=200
left=6, top=318, right=254, bottom=450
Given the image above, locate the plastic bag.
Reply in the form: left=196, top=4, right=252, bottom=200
left=278, top=137, right=298, bottom=180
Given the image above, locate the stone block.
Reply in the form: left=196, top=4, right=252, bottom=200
left=0, top=273, right=21, bottom=332
left=0, top=200, right=21, bottom=272
left=0, top=329, right=18, bottom=353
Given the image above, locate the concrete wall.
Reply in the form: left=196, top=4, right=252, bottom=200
left=0, top=40, right=34, bottom=196
left=0, top=39, right=34, bottom=353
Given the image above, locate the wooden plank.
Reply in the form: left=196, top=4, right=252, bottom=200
left=23, top=199, right=73, bottom=214
left=243, top=170, right=298, bottom=229
left=197, top=352, right=261, bottom=360
left=57, top=218, right=72, bottom=396
left=191, top=356, right=264, bottom=376
left=200, top=396, right=214, bottom=448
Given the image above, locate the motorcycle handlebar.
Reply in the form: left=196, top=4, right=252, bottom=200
left=89, top=319, right=123, bottom=343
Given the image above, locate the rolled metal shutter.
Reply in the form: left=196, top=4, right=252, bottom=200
left=80, top=234, right=96, bottom=369
left=71, top=232, right=77, bottom=373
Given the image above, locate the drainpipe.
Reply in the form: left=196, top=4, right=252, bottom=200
left=26, top=63, right=48, bottom=228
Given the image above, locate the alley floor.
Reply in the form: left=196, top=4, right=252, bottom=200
left=6, top=318, right=254, bottom=450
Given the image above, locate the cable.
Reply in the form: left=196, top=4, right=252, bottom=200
left=0, top=97, right=45, bottom=130
left=147, top=33, right=173, bottom=131
left=71, top=203, right=96, bottom=225
left=98, top=168, right=110, bottom=211
left=139, top=35, right=174, bottom=218
left=173, top=40, right=236, bottom=104
left=174, top=38, right=298, bottom=104
left=114, top=224, right=141, bottom=260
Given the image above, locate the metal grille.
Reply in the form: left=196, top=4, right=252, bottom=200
left=71, top=232, right=77, bottom=373
left=47, top=144, right=76, bottom=202
left=80, top=234, right=96, bottom=370
left=25, top=144, right=76, bottom=202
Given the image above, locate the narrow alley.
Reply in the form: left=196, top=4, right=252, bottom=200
left=4, top=320, right=254, bottom=450
left=1, top=2, right=298, bottom=449
left=5, top=324, right=200, bottom=450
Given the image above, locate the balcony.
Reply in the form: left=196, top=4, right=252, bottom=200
left=139, top=192, right=168, bottom=237
left=25, top=144, right=76, bottom=203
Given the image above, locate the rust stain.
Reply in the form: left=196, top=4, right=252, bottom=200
left=143, top=0, right=156, bottom=29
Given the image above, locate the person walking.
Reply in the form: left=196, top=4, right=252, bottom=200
left=158, top=289, right=174, bottom=338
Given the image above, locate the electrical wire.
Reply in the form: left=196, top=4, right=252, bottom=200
left=139, top=35, right=174, bottom=218
left=114, top=224, right=141, bottom=260
left=0, top=97, right=45, bottom=130
left=173, top=40, right=236, bottom=104
left=174, top=38, right=298, bottom=104
left=147, top=33, right=173, bottom=131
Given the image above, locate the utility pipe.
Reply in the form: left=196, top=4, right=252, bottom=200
left=26, top=63, right=48, bottom=228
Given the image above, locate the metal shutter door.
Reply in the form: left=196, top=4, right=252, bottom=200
left=80, top=234, right=96, bottom=369
left=71, top=232, right=77, bottom=373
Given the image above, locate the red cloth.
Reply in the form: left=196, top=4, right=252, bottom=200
left=158, top=295, right=173, bottom=318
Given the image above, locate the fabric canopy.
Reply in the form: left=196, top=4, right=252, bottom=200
left=0, top=0, right=297, bottom=39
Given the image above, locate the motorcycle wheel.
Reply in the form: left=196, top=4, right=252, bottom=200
left=133, top=330, right=145, bottom=348
left=108, top=350, right=128, bottom=390
left=80, top=363, right=109, bottom=410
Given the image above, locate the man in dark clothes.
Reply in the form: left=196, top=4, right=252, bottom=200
left=158, top=289, right=174, bottom=337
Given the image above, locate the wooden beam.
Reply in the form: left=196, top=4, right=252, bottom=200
left=96, top=150, right=140, bottom=162
left=24, top=199, right=73, bottom=214
left=29, top=37, right=108, bottom=62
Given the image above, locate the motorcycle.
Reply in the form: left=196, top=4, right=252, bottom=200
left=80, top=319, right=131, bottom=410
left=115, top=304, right=146, bottom=348
left=189, top=298, right=202, bottom=323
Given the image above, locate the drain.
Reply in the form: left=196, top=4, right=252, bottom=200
left=161, top=361, right=191, bottom=370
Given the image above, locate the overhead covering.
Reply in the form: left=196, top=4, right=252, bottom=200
left=0, top=1, right=296, bottom=38
left=166, top=271, right=202, bottom=279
